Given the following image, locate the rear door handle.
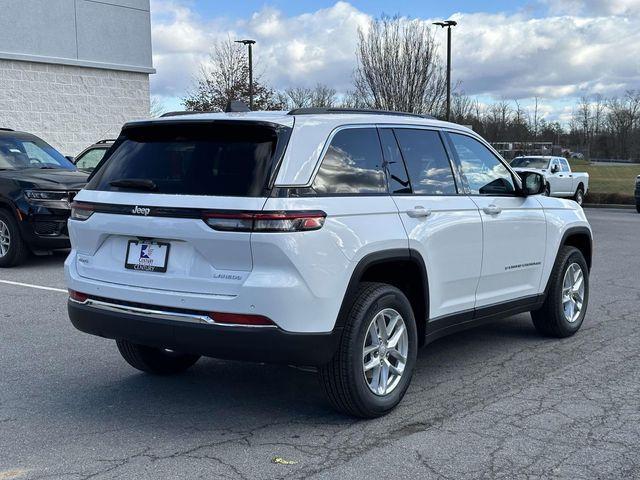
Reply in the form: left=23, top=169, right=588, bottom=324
left=406, top=206, right=432, bottom=218
left=482, top=205, right=502, bottom=215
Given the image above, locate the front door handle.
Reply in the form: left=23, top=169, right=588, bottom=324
left=483, top=205, right=502, bottom=215
left=406, top=206, right=432, bottom=218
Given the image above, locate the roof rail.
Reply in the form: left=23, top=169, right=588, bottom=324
left=0, top=127, right=15, bottom=131
left=96, top=139, right=116, bottom=144
left=287, top=107, right=435, bottom=120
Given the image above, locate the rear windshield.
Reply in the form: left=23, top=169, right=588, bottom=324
left=86, top=122, right=289, bottom=197
left=510, top=157, right=549, bottom=169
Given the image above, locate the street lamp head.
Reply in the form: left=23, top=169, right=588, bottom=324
left=433, top=20, right=457, bottom=28
left=235, top=39, right=256, bottom=45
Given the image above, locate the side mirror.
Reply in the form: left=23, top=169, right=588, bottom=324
left=66, top=155, right=75, bottom=163
left=550, top=164, right=559, bottom=173
left=518, top=171, right=545, bottom=196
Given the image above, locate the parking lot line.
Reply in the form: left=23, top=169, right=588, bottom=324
left=0, top=279, right=67, bottom=293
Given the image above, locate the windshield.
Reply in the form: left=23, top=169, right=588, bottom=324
left=0, top=136, right=74, bottom=171
left=87, top=122, right=289, bottom=197
left=510, top=157, right=549, bottom=169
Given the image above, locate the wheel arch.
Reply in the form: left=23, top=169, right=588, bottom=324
left=336, top=249, right=429, bottom=344
left=562, top=226, right=592, bottom=271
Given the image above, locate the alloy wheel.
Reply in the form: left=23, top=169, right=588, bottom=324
left=562, top=263, right=585, bottom=323
left=362, top=308, right=409, bottom=396
left=0, top=220, right=10, bottom=258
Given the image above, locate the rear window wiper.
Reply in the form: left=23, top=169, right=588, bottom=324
left=109, top=178, right=158, bottom=191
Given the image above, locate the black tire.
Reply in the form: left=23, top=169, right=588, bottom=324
left=116, top=339, right=200, bottom=375
left=544, top=183, right=551, bottom=196
left=574, top=185, right=585, bottom=205
left=0, top=209, right=29, bottom=268
left=319, top=282, right=418, bottom=418
left=636, top=203, right=640, bottom=214
left=531, top=246, right=589, bottom=338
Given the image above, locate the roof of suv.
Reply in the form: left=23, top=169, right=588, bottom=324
left=123, top=110, right=476, bottom=187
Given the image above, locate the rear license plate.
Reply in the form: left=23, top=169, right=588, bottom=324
left=125, top=240, right=170, bottom=273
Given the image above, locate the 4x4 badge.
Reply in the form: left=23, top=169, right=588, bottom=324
left=131, top=206, right=151, bottom=216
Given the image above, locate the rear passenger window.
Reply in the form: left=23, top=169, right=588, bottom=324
left=393, top=129, right=457, bottom=195
left=313, top=128, right=386, bottom=195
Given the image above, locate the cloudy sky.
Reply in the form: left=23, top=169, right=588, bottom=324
left=149, top=0, right=640, bottom=123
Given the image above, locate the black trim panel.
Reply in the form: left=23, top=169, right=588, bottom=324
left=69, top=300, right=341, bottom=366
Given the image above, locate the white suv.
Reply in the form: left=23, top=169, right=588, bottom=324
left=65, top=108, right=592, bottom=417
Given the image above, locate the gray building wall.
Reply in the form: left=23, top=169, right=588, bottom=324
left=0, top=0, right=153, bottom=155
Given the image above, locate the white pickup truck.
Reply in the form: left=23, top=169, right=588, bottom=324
left=511, top=156, right=589, bottom=205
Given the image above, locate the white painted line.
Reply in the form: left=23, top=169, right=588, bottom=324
left=0, top=279, right=67, bottom=293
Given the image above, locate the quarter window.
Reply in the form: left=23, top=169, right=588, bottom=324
left=312, top=128, right=386, bottom=195
left=448, top=133, right=516, bottom=195
left=393, top=129, right=456, bottom=195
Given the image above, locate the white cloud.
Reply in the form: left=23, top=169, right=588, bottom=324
left=149, top=1, right=640, bottom=119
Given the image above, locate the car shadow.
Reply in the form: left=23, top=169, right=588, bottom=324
left=48, top=313, right=545, bottom=430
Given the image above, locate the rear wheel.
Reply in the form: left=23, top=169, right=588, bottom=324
left=574, top=186, right=584, bottom=205
left=319, top=282, right=418, bottom=418
left=531, top=246, right=589, bottom=338
left=0, top=210, right=29, bottom=268
left=116, top=339, right=200, bottom=374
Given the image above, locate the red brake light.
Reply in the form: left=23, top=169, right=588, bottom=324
left=208, top=312, right=275, bottom=326
left=203, top=211, right=326, bottom=232
left=70, top=202, right=94, bottom=221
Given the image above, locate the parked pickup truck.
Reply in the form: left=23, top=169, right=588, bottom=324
left=511, top=156, right=589, bottom=205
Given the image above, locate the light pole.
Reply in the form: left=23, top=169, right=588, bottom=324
left=235, top=39, right=256, bottom=110
left=433, top=20, right=457, bottom=121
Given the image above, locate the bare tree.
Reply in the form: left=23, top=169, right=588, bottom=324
left=353, top=16, right=446, bottom=115
left=149, top=96, right=166, bottom=118
left=606, top=90, right=640, bottom=159
left=182, top=38, right=281, bottom=111
left=279, top=83, right=338, bottom=109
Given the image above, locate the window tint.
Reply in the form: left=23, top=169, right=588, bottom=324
left=379, top=129, right=411, bottom=194
left=312, top=128, right=386, bottom=195
left=0, top=136, right=73, bottom=170
left=393, top=129, right=456, bottom=195
left=76, top=148, right=107, bottom=171
left=87, top=123, right=286, bottom=197
left=448, top=133, right=516, bottom=195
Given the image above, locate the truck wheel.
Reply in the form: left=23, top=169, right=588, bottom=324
left=116, top=339, right=200, bottom=374
left=319, top=282, right=418, bottom=418
left=636, top=203, right=640, bottom=214
left=573, top=186, right=584, bottom=205
left=531, top=246, right=589, bottom=338
left=544, top=183, right=551, bottom=196
left=0, top=210, right=29, bottom=268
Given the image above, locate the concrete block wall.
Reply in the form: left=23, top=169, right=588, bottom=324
left=0, top=59, right=150, bottom=156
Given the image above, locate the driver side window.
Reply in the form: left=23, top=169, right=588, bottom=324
left=448, top=133, right=516, bottom=195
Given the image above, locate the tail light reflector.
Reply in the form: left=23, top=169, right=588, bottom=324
left=69, top=289, right=89, bottom=302
left=208, top=312, right=275, bottom=326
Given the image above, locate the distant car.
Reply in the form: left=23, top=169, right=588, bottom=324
left=511, top=156, right=589, bottom=205
left=570, top=152, right=584, bottom=160
left=0, top=128, right=88, bottom=267
left=73, top=139, right=115, bottom=173
left=635, top=175, right=640, bottom=213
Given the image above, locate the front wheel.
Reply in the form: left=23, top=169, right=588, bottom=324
left=116, top=339, right=200, bottom=374
left=636, top=203, right=640, bottom=214
left=531, top=246, right=589, bottom=337
left=0, top=210, right=29, bottom=268
left=319, top=282, right=418, bottom=418
left=544, top=183, right=551, bottom=196
left=574, top=186, right=585, bottom=206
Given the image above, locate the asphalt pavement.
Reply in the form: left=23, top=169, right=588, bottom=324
left=0, top=208, right=638, bottom=479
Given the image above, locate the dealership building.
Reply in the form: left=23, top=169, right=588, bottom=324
left=0, top=0, right=154, bottom=155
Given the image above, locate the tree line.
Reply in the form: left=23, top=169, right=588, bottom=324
left=182, top=17, right=640, bottom=161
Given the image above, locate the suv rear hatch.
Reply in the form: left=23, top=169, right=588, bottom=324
left=71, top=119, right=291, bottom=296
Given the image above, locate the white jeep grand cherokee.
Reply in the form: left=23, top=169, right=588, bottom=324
left=65, top=108, right=592, bottom=417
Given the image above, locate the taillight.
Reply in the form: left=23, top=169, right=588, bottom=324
left=69, top=289, right=88, bottom=302
left=70, top=202, right=94, bottom=221
left=208, top=312, right=275, bottom=326
left=203, top=211, right=326, bottom=232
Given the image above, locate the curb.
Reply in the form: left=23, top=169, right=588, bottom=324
left=583, top=204, right=636, bottom=210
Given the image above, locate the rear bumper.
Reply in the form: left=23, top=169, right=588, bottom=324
left=68, top=299, right=341, bottom=366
